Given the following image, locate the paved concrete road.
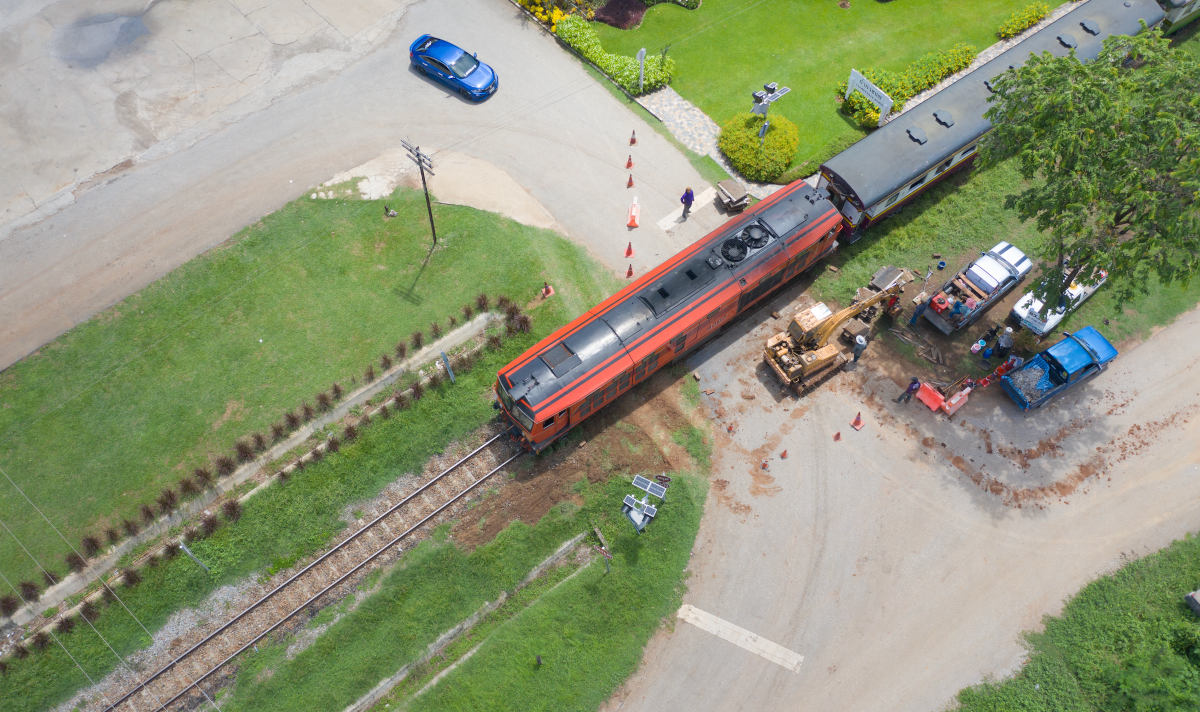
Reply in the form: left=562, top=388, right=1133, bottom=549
left=604, top=285, right=1200, bottom=712
left=0, top=0, right=726, bottom=369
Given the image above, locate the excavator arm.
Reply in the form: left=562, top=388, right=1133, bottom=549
left=805, top=282, right=904, bottom=350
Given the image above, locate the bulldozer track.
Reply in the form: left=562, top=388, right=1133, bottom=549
left=101, top=429, right=522, bottom=712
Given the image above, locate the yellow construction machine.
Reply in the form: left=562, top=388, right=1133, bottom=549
left=764, top=266, right=911, bottom=394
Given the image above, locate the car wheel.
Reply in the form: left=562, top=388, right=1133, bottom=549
left=459, top=89, right=471, bottom=100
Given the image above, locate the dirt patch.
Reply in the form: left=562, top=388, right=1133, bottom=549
left=450, top=371, right=702, bottom=550
left=211, top=399, right=245, bottom=431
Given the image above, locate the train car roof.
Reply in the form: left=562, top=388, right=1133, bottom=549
left=820, top=0, right=1165, bottom=211
left=498, top=182, right=839, bottom=414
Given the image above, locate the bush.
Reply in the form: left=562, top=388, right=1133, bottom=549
left=836, top=43, right=977, bottom=128
left=998, top=3, right=1049, bottom=39
left=717, top=112, right=801, bottom=182
left=555, top=16, right=675, bottom=96
left=644, top=0, right=700, bottom=7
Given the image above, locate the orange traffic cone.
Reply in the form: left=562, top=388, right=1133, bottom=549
left=627, top=197, right=640, bottom=229
left=833, top=431, right=842, bottom=442
left=627, top=174, right=634, bottom=188
left=626, top=264, right=634, bottom=279
left=630, top=130, right=637, bottom=146
left=761, top=460, right=769, bottom=470
left=850, top=412, right=864, bottom=431
left=625, top=241, right=633, bottom=258
left=726, top=423, right=734, bottom=433
left=780, top=449, right=788, bottom=459
left=626, top=155, right=633, bottom=170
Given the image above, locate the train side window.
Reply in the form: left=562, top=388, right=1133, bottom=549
left=884, top=192, right=899, bottom=207
left=960, top=144, right=977, bottom=159
left=936, top=157, right=953, bottom=174
left=543, top=415, right=555, bottom=428
left=908, top=173, right=927, bottom=192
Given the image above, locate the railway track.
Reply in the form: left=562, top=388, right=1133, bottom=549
left=101, top=429, right=522, bottom=712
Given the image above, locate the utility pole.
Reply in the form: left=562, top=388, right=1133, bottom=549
left=401, top=139, right=437, bottom=249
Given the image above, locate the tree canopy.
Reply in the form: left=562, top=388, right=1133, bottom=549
left=979, top=27, right=1200, bottom=306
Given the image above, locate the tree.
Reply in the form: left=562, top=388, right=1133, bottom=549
left=979, top=27, right=1200, bottom=307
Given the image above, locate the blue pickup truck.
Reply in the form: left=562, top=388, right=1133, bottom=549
left=1000, top=326, right=1118, bottom=410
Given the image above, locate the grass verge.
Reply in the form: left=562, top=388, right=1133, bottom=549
left=0, top=197, right=616, bottom=710
left=212, top=450, right=709, bottom=711
left=955, top=532, right=1200, bottom=710
left=0, top=188, right=613, bottom=587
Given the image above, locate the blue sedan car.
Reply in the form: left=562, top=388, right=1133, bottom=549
left=409, top=35, right=498, bottom=101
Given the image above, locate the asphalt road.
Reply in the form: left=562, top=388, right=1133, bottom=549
left=0, top=0, right=724, bottom=369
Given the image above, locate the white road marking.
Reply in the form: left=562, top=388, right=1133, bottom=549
left=657, top=187, right=716, bottom=231
left=676, top=603, right=804, bottom=672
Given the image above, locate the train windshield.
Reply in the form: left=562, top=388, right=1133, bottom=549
left=495, top=379, right=535, bottom=430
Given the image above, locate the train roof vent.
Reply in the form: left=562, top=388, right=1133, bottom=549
left=706, top=255, right=725, bottom=269
left=1080, top=19, right=1100, bottom=36
left=540, top=342, right=581, bottom=378
left=933, top=110, right=955, bottom=128
left=906, top=126, right=928, bottom=145
left=720, top=238, right=748, bottom=263
left=741, top=224, right=770, bottom=248
left=1057, top=33, right=1077, bottom=49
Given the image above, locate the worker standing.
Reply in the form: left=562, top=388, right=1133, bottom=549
left=995, top=327, right=1014, bottom=361
left=895, top=377, right=921, bottom=404
left=852, top=334, right=868, bottom=363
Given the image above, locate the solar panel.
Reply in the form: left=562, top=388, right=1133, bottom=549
left=632, top=475, right=653, bottom=493
left=623, top=494, right=639, bottom=510
left=646, top=482, right=668, bottom=499
left=642, top=504, right=657, bottom=518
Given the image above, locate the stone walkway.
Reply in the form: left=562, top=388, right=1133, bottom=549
left=636, top=87, right=783, bottom=200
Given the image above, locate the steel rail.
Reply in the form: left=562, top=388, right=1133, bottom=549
left=103, top=431, right=510, bottom=712
left=152, top=450, right=523, bottom=711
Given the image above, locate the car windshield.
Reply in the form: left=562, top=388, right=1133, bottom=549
left=447, top=53, right=479, bottom=78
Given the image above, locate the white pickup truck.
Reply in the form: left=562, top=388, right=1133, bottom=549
left=923, top=242, right=1033, bottom=335
left=1010, top=269, right=1108, bottom=337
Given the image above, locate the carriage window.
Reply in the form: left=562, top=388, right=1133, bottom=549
left=908, top=174, right=927, bottom=192
left=544, top=415, right=555, bottom=427
left=937, top=157, right=953, bottom=174
left=884, top=193, right=899, bottom=207
left=960, top=144, right=977, bottom=159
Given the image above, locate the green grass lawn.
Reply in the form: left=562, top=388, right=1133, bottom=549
left=0, top=195, right=620, bottom=710
left=593, top=0, right=1036, bottom=168
left=955, top=532, right=1200, bottom=711
left=0, top=189, right=616, bottom=587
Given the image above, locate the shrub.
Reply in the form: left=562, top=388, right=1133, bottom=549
left=13, top=644, right=28, bottom=659
left=222, top=499, right=242, bottom=522
left=595, top=0, right=646, bottom=29
left=105, top=527, right=120, bottom=545
left=365, top=364, right=375, bottom=382
left=310, top=448, right=323, bottom=464
left=392, top=390, right=407, bottom=409
left=475, top=293, right=490, bottom=311
left=156, top=488, right=177, bottom=514
left=555, top=16, right=674, bottom=95
left=42, top=570, right=58, bottom=587
left=331, top=382, right=343, bottom=400
left=183, top=527, right=199, bottom=544
left=462, top=304, right=474, bottom=320
left=81, top=536, right=101, bottom=557
left=285, top=410, right=300, bottom=430
left=122, top=568, right=141, bottom=587
left=326, top=436, right=340, bottom=454
left=66, top=552, right=86, bottom=572
left=216, top=455, right=236, bottom=476
left=80, top=601, right=99, bottom=623
left=643, top=0, right=699, bottom=7
left=193, top=467, right=213, bottom=487
left=316, top=392, right=332, bottom=412
left=343, top=424, right=358, bottom=442
left=19, top=582, right=39, bottom=601
left=448, top=315, right=457, bottom=328
left=235, top=439, right=254, bottom=462
left=380, top=353, right=392, bottom=371
left=162, top=543, right=180, bottom=560
left=57, top=615, right=75, bottom=634
left=252, top=432, right=267, bottom=452
left=140, top=504, right=156, bottom=523
left=718, top=112, right=801, bottom=182
left=394, top=342, right=408, bottom=360
left=377, top=403, right=391, bottom=419
left=32, top=632, right=50, bottom=650
left=271, top=423, right=285, bottom=442
left=411, top=330, right=424, bottom=349
left=1, top=595, right=18, bottom=617
left=998, top=3, right=1049, bottom=39
left=201, top=514, right=219, bottom=536
left=430, top=321, right=442, bottom=339
left=178, top=477, right=199, bottom=496
left=301, top=403, right=315, bottom=422
left=428, top=370, right=444, bottom=389
left=836, top=43, right=977, bottom=127
left=123, top=519, right=139, bottom=536
left=487, top=334, right=503, bottom=350
left=410, top=380, right=424, bottom=401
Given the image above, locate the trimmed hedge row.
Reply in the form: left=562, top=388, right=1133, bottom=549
left=837, top=43, right=977, bottom=128
left=555, top=15, right=675, bottom=95
left=998, top=2, right=1050, bottom=39
left=643, top=0, right=701, bottom=7
left=717, top=112, right=800, bottom=183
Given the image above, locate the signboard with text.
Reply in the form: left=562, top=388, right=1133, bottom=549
left=845, top=69, right=893, bottom=126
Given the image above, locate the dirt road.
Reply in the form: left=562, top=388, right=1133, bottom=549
left=604, top=281, right=1200, bottom=712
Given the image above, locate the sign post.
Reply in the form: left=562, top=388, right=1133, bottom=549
left=636, top=48, right=647, bottom=93
left=845, top=69, right=893, bottom=126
